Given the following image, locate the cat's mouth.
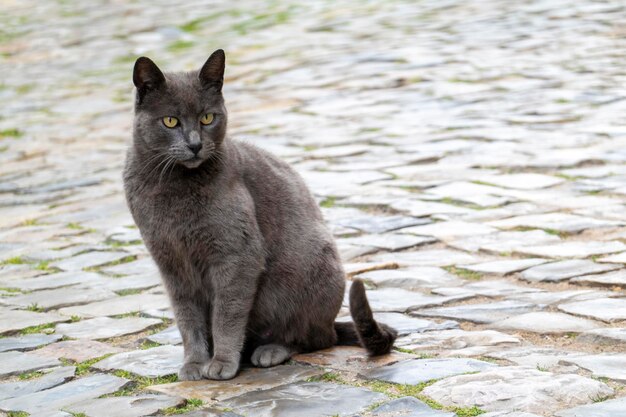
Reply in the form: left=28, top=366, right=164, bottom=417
left=181, top=156, right=204, bottom=169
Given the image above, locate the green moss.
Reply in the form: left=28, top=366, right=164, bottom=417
left=140, top=339, right=162, bottom=350
left=74, top=353, right=115, bottom=376
left=20, top=322, right=55, bottom=335
left=34, top=261, right=52, bottom=271
left=163, top=398, right=204, bottom=415
left=320, top=196, right=337, bottom=208
left=15, top=84, right=35, bottom=94
left=66, top=222, right=84, bottom=230
left=105, top=370, right=178, bottom=396
left=1, top=256, right=26, bottom=266
left=167, top=40, right=195, bottom=52
left=306, top=372, right=342, bottom=383
left=444, top=266, right=482, bottom=281
left=179, top=12, right=225, bottom=32
left=393, top=347, right=437, bottom=358
left=455, top=406, right=485, bottom=416
left=0, top=286, right=21, bottom=293
left=19, top=370, right=44, bottom=380
left=112, top=311, right=141, bottom=319
left=83, top=255, right=137, bottom=272
left=115, top=288, right=144, bottom=296
left=70, top=315, right=81, bottom=323
left=106, top=240, right=143, bottom=248
left=26, top=303, right=43, bottom=312
left=7, top=412, right=29, bottom=417
left=0, top=128, right=23, bottom=138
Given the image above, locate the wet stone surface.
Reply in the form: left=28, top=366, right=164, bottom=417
left=1, top=0, right=626, bottom=415
left=361, top=358, right=498, bottom=385
left=222, top=381, right=387, bottom=417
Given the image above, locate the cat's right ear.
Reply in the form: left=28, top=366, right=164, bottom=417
left=133, top=57, right=166, bottom=104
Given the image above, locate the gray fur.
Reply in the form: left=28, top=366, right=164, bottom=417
left=124, top=50, right=395, bottom=381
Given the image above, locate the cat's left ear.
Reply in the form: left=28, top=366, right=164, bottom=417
left=199, top=49, right=225, bottom=92
left=133, top=57, right=166, bottom=104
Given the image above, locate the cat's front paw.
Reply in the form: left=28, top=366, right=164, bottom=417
left=178, top=361, right=205, bottom=381
left=202, top=356, right=239, bottom=380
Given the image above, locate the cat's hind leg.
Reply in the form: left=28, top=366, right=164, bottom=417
left=251, top=344, right=293, bottom=368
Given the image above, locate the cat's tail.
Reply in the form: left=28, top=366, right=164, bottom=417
left=334, top=279, right=397, bottom=355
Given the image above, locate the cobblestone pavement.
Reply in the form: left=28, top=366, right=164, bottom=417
left=1, top=0, right=626, bottom=416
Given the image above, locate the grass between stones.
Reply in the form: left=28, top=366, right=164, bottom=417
left=59, top=353, right=116, bottom=376
left=0, top=256, right=59, bottom=274
left=106, top=240, right=143, bottom=248
left=140, top=339, right=162, bottom=350
left=115, top=288, right=145, bottom=296
left=393, top=347, right=437, bottom=359
left=19, top=370, right=45, bottom=380
left=0, top=256, right=26, bottom=266
left=306, top=372, right=485, bottom=416
left=20, top=322, right=55, bottom=335
left=320, top=196, right=337, bottom=208
left=444, top=266, right=482, bottom=281
left=83, top=255, right=138, bottom=273
left=104, top=370, right=179, bottom=397
left=162, top=398, right=204, bottom=415
left=0, top=128, right=23, bottom=138
left=7, top=412, right=29, bottom=417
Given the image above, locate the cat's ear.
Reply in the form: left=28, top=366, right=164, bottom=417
left=199, top=49, right=225, bottom=91
left=133, top=57, right=166, bottom=103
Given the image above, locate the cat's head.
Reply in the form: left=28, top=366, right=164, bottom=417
left=132, top=50, right=227, bottom=169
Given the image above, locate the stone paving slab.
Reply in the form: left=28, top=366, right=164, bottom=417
left=363, top=397, right=455, bottom=417
left=57, top=293, right=170, bottom=318
left=492, top=312, right=602, bottom=334
left=222, top=382, right=387, bottom=417
left=0, top=286, right=117, bottom=310
left=0, top=333, right=61, bottom=352
left=55, top=316, right=162, bottom=340
left=148, top=365, right=322, bottom=403
left=396, top=330, right=520, bottom=357
left=292, top=346, right=411, bottom=372
left=49, top=251, right=131, bottom=271
left=421, top=367, right=613, bottom=414
left=0, top=374, right=129, bottom=414
left=0, top=351, right=60, bottom=378
left=555, top=397, right=626, bottom=417
left=0, top=366, right=75, bottom=402
left=35, top=340, right=126, bottom=362
left=558, top=298, right=626, bottom=322
left=361, top=358, right=497, bottom=385
left=414, top=300, right=539, bottom=324
left=66, top=394, right=185, bottom=417
left=0, top=309, right=67, bottom=335
left=577, top=328, right=626, bottom=347
left=571, top=270, right=626, bottom=287
left=356, top=267, right=463, bottom=290
left=93, top=345, right=183, bottom=377
left=561, top=354, right=626, bottom=382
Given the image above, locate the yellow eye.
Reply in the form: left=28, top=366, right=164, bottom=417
left=163, top=117, right=178, bottom=128
left=200, top=113, right=214, bottom=125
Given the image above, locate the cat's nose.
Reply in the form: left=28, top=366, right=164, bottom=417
left=188, top=142, right=202, bottom=155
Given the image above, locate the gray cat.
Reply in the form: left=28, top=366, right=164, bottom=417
left=123, top=49, right=397, bottom=381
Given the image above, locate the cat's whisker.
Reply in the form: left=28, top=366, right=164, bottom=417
left=136, top=151, right=169, bottom=177
left=158, top=156, right=176, bottom=185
